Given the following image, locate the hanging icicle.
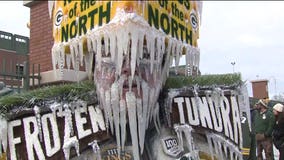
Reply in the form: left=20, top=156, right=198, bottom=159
left=126, top=91, right=139, bottom=160
left=33, top=105, right=43, bottom=142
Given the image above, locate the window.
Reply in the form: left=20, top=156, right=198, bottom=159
left=16, top=64, right=24, bottom=79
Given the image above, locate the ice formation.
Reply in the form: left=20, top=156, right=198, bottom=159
left=174, top=124, right=194, bottom=153
left=33, top=105, right=43, bottom=142
left=51, top=9, right=200, bottom=81
left=206, top=132, right=243, bottom=160
left=50, top=4, right=200, bottom=160
left=88, top=140, right=101, bottom=160
left=0, top=116, right=8, bottom=156
left=62, top=137, right=80, bottom=160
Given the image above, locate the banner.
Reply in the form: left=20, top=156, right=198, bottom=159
left=51, top=1, right=201, bottom=46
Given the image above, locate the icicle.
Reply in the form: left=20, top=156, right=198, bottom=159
left=161, top=38, right=172, bottom=85
left=109, top=31, right=117, bottom=62
left=174, top=124, right=193, bottom=153
left=51, top=44, right=58, bottom=71
left=116, top=30, right=124, bottom=76
left=84, top=50, right=94, bottom=79
left=69, top=42, right=76, bottom=70
left=105, top=90, right=114, bottom=134
left=126, top=91, right=139, bottom=160
left=104, top=32, right=110, bottom=57
left=197, top=48, right=200, bottom=70
left=174, top=43, right=181, bottom=67
left=88, top=140, right=101, bottom=160
left=86, top=34, right=93, bottom=53
left=141, top=80, right=149, bottom=135
left=63, top=104, right=74, bottom=136
left=128, top=75, right=133, bottom=92
left=58, top=44, right=65, bottom=79
left=33, top=105, right=43, bottom=142
left=118, top=74, right=127, bottom=98
left=136, top=76, right=141, bottom=97
left=206, top=132, right=243, bottom=160
left=111, top=82, right=121, bottom=156
left=66, top=54, right=71, bottom=70
left=137, top=34, right=144, bottom=61
left=0, top=116, right=7, bottom=156
left=120, top=99, right=127, bottom=151
left=78, top=38, right=84, bottom=66
left=146, top=88, right=155, bottom=127
left=96, top=34, right=102, bottom=71
left=153, top=103, right=161, bottom=135
left=206, top=133, right=215, bottom=160
left=91, top=33, right=97, bottom=59
left=98, top=88, right=109, bottom=131
left=137, top=98, right=145, bottom=153
left=130, top=25, right=139, bottom=80
left=165, top=90, right=179, bottom=127
left=149, top=36, right=155, bottom=74
left=218, top=141, right=224, bottom=160
left=62, top=137, right=80, bottom=160
left=185, top=46, right=191, bottom=76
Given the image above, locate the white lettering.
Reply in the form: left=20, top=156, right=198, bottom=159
left=208, top=97, right=223, bottom=132
left=220, top=96, right=234, bottom=140
left=185, top=98, right=200, bottom=126
left=88, top=105, right=106, bottom=132
left=8, top=120, right=22, bottom=160
left=23, top=116, right=45, bottom=160
left=188, top=97, right=200, bottom=126
left=199, top=97, right=213, bottom=129
left=41, top=113, right=60, bottom=157
left=231, top=96, right=242, bottom=147
left=75, top=106, right=92, bottom=139
left=174, top=97, right=185, bottom=124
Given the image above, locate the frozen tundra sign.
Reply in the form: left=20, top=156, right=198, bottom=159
left=51, top=0, right=201, bottom=46
left=162, top=86, right=251, bottom=159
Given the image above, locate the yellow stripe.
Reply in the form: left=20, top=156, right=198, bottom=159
left=242, top=148, right=250, bottom=151
left=241, top=148, right=250, bottom=155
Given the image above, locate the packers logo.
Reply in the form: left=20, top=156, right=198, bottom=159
left=54, top=8, right=63, bottom=27
left=190, top=11, right=198, bottom=31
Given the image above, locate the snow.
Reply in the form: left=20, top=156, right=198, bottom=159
left=0, top=116, right=7, bottom=156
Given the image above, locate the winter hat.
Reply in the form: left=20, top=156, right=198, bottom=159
left=273, top=103, right=284, bottom=112
left=256, top=99, right=268, bottom=108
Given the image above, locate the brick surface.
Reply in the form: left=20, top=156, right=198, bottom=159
left=29, top=1, right=53, bottom=73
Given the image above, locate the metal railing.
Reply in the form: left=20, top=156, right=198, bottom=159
left=0, top=59, right=41, bottom=93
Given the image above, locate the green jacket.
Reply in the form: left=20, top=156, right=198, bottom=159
left=254, top=108, right=275, bottom=137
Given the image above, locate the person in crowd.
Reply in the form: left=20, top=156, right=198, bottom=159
left=254, top=99, right=276, bottom=160
left=272, top=103, right=284, bottom=160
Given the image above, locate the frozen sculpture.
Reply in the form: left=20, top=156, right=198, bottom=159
left=0, top=1, right=252, bottom=160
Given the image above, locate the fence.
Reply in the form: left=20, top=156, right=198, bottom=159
left=0, top=59, right=41, bottom=93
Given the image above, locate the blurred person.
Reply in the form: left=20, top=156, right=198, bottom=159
left=254, top=99, right=276, bottom=160
left=272, top=103, right=284, bottom=160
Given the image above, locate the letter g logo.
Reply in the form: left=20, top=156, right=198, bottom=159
left=55, top=9, right=63, bottom=27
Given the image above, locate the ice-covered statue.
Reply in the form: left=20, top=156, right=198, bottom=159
left=50, top=1, right=202, bottom=159
left=0, top=1, right=253, bottom=160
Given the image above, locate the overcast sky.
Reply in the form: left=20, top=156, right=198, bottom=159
left=0, top=1, right=284, bottom=98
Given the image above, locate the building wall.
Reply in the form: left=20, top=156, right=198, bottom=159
left=0, top=30, right=29, bottom=87
left=0, top=49, right=28, bottom=72
left=29, top=1, right=53, bottom=73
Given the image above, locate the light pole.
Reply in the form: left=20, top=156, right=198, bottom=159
left=231, top=62, right=236, bottom=73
